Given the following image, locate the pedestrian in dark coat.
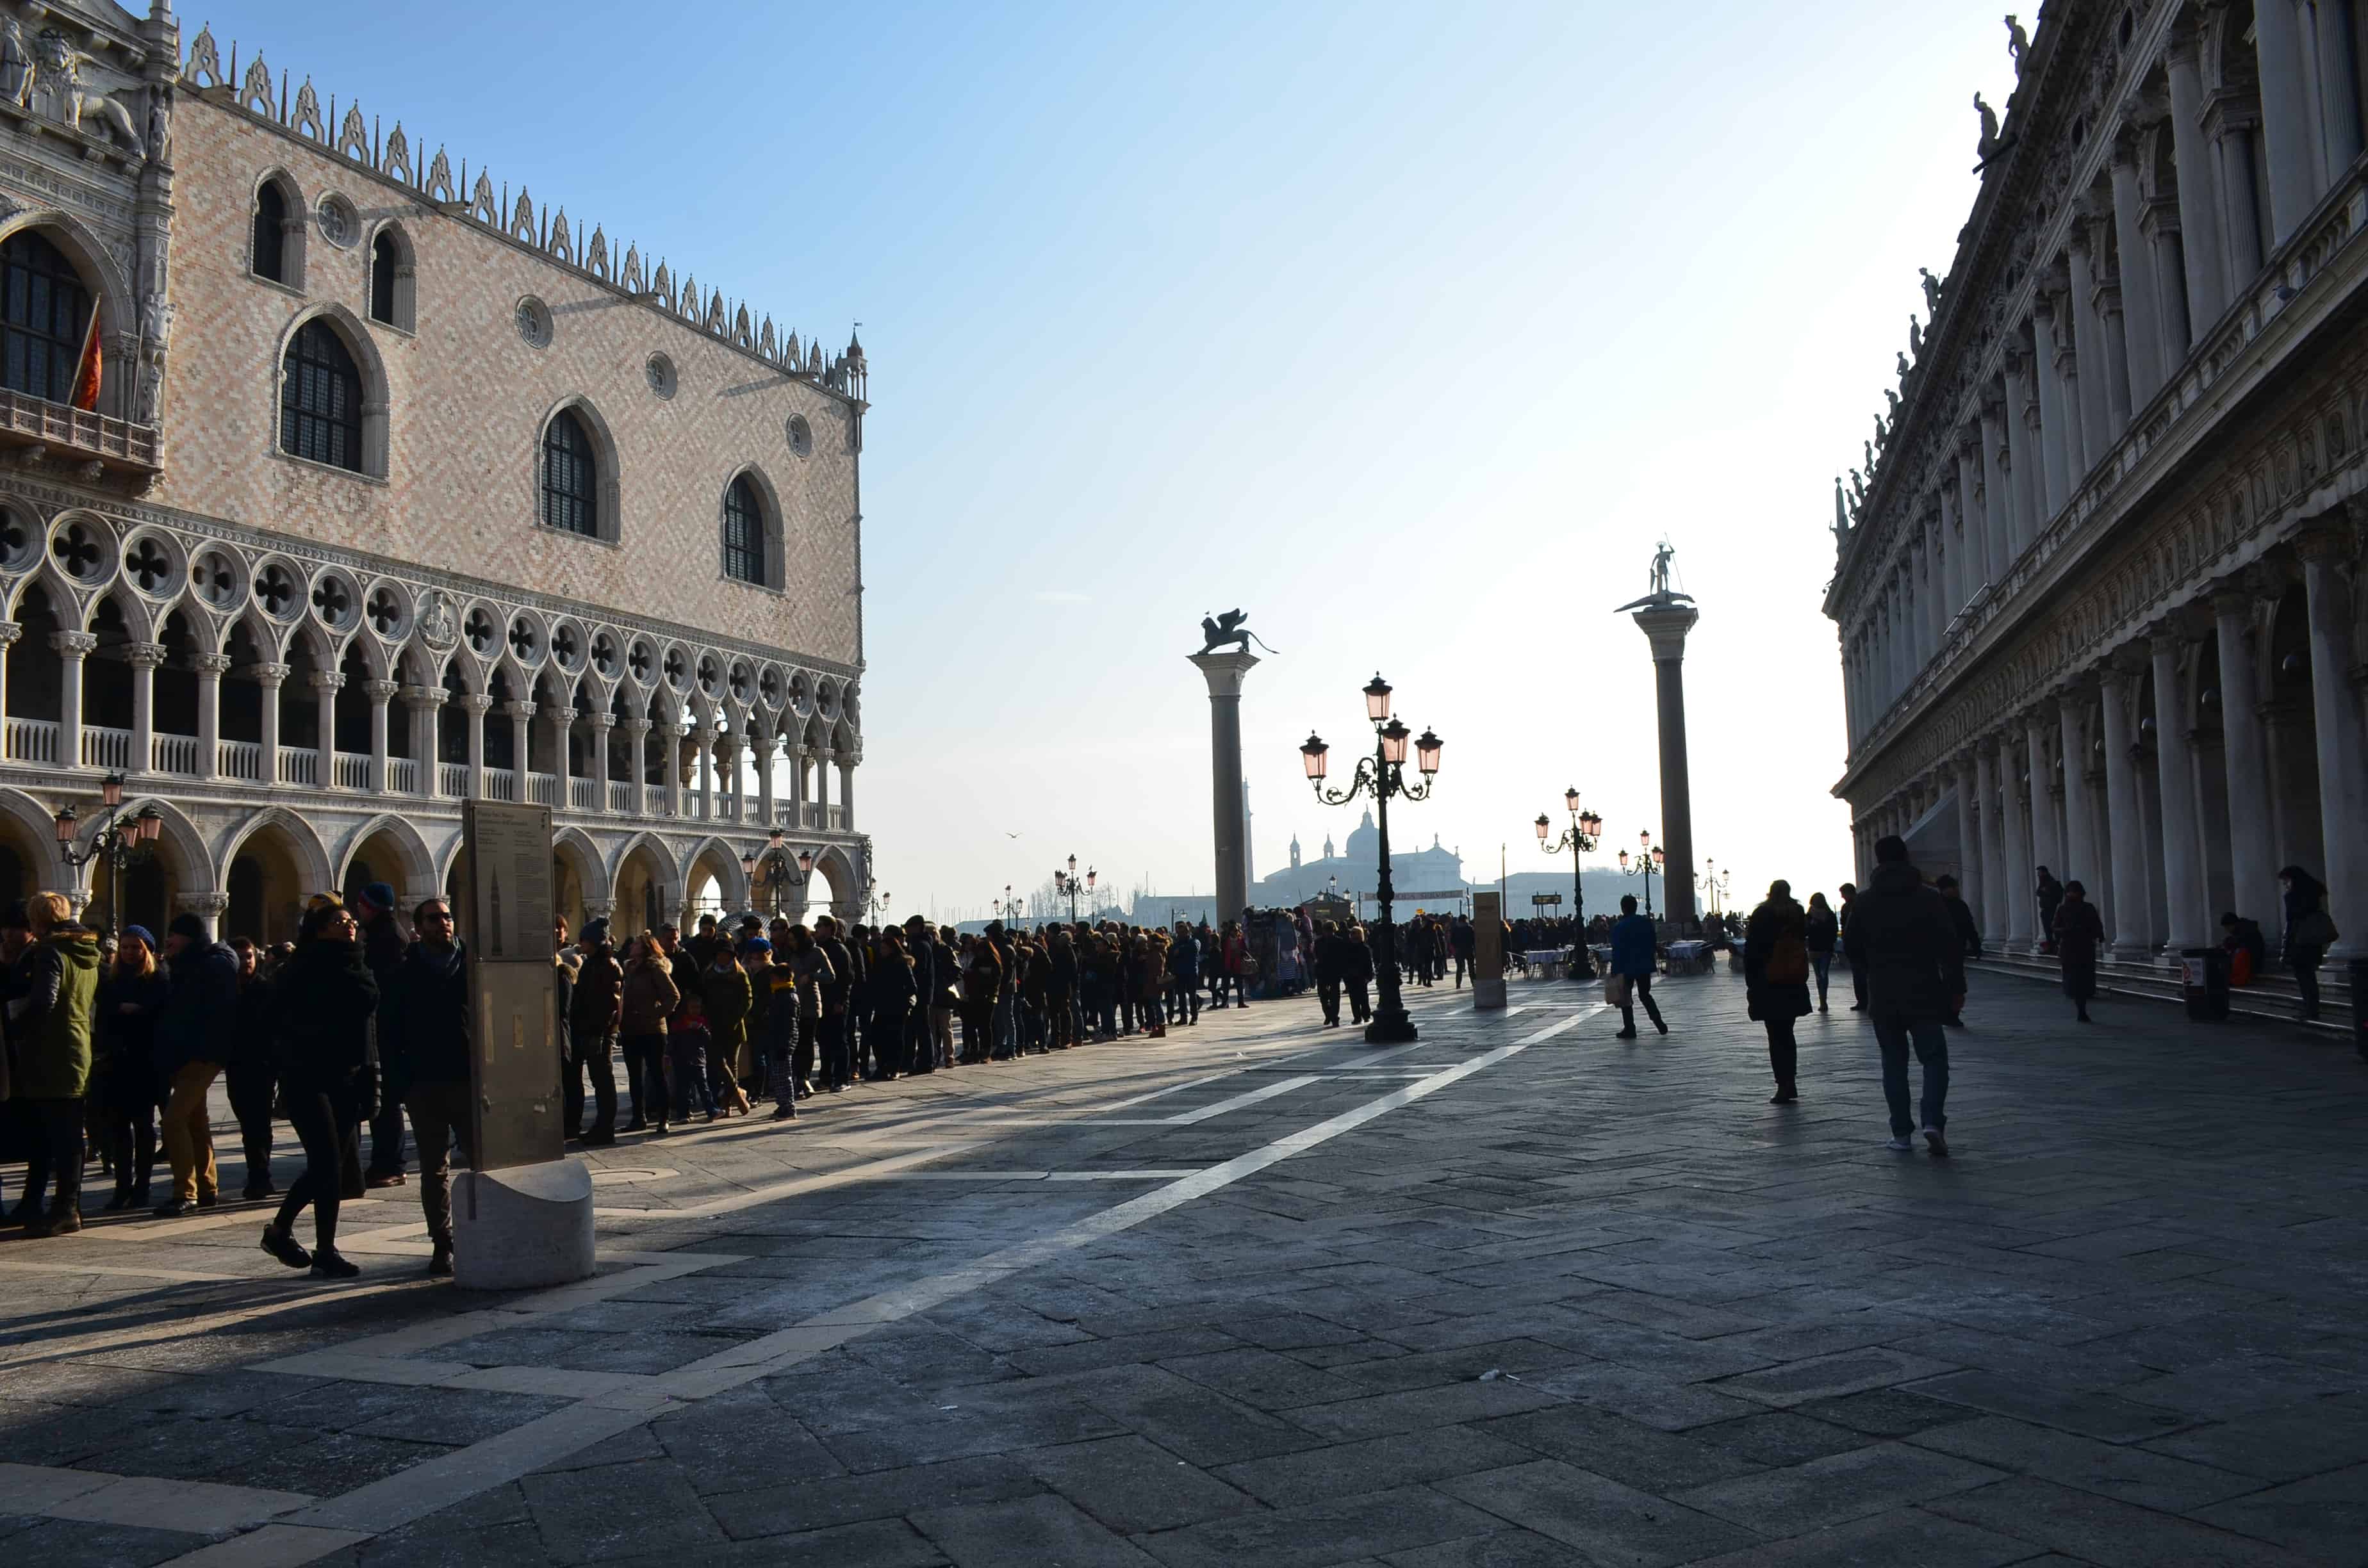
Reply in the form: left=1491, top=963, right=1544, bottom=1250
left=2034, top=868, right=2064, bottom=954
left=1804, top=892, right=1839, bottom=1013
left=1745, top=883, right=1813, bottom=1103
left=1843, top=837, right=1965, bottom=1156
left=381, top=899, right=471, bottom=1275
left=2278, top=866, right=2335, bottom=1021
left=224, top=938, right=279, bottom=1198
left=95, top=927, right=167, bottom=1211
left=355, top=884, right=411, bottom=1188
left=2053, top=881, right=2104, bottom=1022
left=1606, top=897, right=1665, bottom=1038
left=261, top=899, right=381, bottom=1277
left=154, top=916, right=238, bottom=1215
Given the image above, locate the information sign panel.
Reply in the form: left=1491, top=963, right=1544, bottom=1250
left=462, top=801, right=563, bottom=1173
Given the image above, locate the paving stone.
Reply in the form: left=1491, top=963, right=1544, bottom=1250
left=1906, top=1369, right=2201, bottom=1442
left=651, top=1388, right=847, bottom=1496
left=1058, top=1365, right=1332, bottom=1467
left=910, top=1493, right=1156, bottom=1567
left=0, top=1517, right=202, bottom=1568
left=1007, top=1328, right=1246, bottom=1378
left=356, top=1518, right=556, bottom=1567
left=1709, top=1348, right=1959, bottom=1409
left=705, top=1455, right=1043, bottom=1539
left=1472, top=1403, right=1768, bottom=1492
left=1679, top=1507, right=2043, bottom=1567
left=1432, top=1458, right=1759, bottom=1565
left=1377, top=1530, right=1611, bottom=1567
left=1927, top=1474, right=2316, bottom=1567
left=2141, top=1396, right=2368, bottom=1481
left=213, top=1429, right=461, bottom=1496
left=1137, top=1485, right=1505, bottom=1568
left=522, top=1457, right=727, bottom=1561
left=1211, top=1425, right=1536, bottom=1507
left=1510, top=1360, right=1764, bottom=1430
left=1675, top=1440, right=2005, bottom=1534
left=1909, top=1414, right=2267, bottom=1512
left=1021, top=1435, right=1258, bottom=1533
left=1155, top=1346, right=1367, bottom=1410
left=1278, top=1377, right=1562, bottom=1442
left=623, top=1517, right=946, bottom=1567
left=2112, top=1355, right=2360, bottom=1422
left=1791, top=1386, right=1979, bottom=1437
left=1688, top=1411, right=1876, bottom=1469
left=2189, top=1462, right=2368, bottom=1559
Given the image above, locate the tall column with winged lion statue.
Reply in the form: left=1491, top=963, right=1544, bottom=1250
left=1616, top=547, right=1701, bottom=931
left=1190, top=609, right=1272, bottom=926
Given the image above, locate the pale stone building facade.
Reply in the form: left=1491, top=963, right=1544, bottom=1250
left=0, top=2, right=872, bottom=941
left=1829, top=0, right=2367, bottom=967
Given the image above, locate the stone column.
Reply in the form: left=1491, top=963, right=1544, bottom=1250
left=2213, top=586, right=2278, bottom=929
left=622, top=717, right=650, bottom=815
left=1188, top=649, right=1260, bottom=925
left=1954, top=755, right=1984, bottom=915
left=506, top=701, right=534, bottom=800
left=2001, top=737, right=2037, bottom=951
left=1925, top=520, right=1948, bottom=654
left=0, top=623, right=15, bottom=740
left=2067, top=227, right=2113, bottom=470
left=53, top=631, right=94, bottom=769
left=550, top=705, right=577, bottom=807
left=1937, top=478, right=1964, bottom=615
left=1955, top=439, right=1987, bottom=598
left=2005, top=355, right=2041, bottom=553
left=2100, top=659, right=2154, bottom=959
left=1980, top=398, right=2013, bottom=583
left=310, top=671, right=341, bottom=785
left=1971, top=744, right=2004, bottom=940
left=362, top=678, right=397, bottom=794
left=2150, top=630, right=2212, bottom=951
left=814, top=747, right=834, bottom=824
left=2034, top=298, right=2074, bottom=514
left=2207, top=94, right=2268, bottom=282
left=784, top=743, right=805, bottom=825
left=195, top=653, right=228, bottom=780
left=252, top=662, right=288, bottom=781
left=1627, top=600, right=1701, bottom=929
left=839, top=752, right=858, bottom=829
left=463, top=692, right=491, bottom=799
left=174, top=890, right=230, bottom=941
left=2298, top=523, right=2368, bottom=959
left=591, top=712, right=616, bottom=814
left=716, top=726, right=741, bottom=823
left=2059, top=691, right=2098, bottom=893
left=404, top=685, right=445, bottom=796
left=2110, top=129, right=2168, bottom=405
left=2027, top=706, right=2063, bottom=883
left=2167, top=24, right=2230, bottom=329
left=2255, top=0, right=2319, bottom=244
left=2096, top=274, right=2135, bottom=438
left=752, top=731, right=775, bottom=826
left=661, top=723, right=685, bottom=817
left=2317, top=0, right=2364, bottom=179
left=126, top=641, right=162, bottom=773
left=695, top=724, right=715, bottom=821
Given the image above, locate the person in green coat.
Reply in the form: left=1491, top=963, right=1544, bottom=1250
left=15, top=892, right=101, bottom=1236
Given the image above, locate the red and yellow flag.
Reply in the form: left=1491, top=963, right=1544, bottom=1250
left=70, top=302, right=102, bottom=411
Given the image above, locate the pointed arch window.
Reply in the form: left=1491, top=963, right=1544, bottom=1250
left=251, top=178, right=299, bottom=284
left=1, top=230, right=91, bottom=405
left=542, top=410, right=599, bottom=537
left=723, top=475, right=765, bottom=585
left=280, top=318, right=363, bottom=471
left=370, top=233, right=398, bottom=323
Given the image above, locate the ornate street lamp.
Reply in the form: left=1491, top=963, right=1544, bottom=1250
left=1616, top=831, right=1665, bottom=920
left=1055, top=856, right=1096, bottom=923
left=1696, top=857, right=1727, bottom=918
left=56, top=772, right=161, bottom=938
left=1534, top=787, right=1603, bottom=979
left=739, top=827, right=814, bottom=917
left=1300, top=672, right=1442, bottom=1043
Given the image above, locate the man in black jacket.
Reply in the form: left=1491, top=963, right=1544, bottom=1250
left=384, top=898, right=472, bottom=1277
left=224, top=938, right=279, bottom=1198
left=154, top=914, right=240, bottom=1216
left=356, top=884, right=411, bottom=1189
left=1843, top=836, right=1966, bottom=1157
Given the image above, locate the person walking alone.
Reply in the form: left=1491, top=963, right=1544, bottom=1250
left=260, top=899, right=381, bottom=1277
left=1843, top=836, right=1964, bottom=1156
left=2053, top=880, right=2104, bottom=1024
left=2034, top=867, right=2064, bottom=955
left=225, top=937, right=279, bottom=1198
left=382, top=899, right=472, bottom=1277
left=2278, top=865, right=2336, bottom=1022
left=1804, top=892, right=1839, bottom=1014
left=1343, top=924, right=1374, bottom=1025
left=1838, top=881, right=1865, bottom=1012
left=15, top=892, right=100, bottom=1235
left=1607, top=895, right=1665, bottom=1039
left=1744, top=881, right=1812, bottom=1103
left=95, top=926, right=166, bottom=1213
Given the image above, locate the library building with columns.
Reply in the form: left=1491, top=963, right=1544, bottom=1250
left=1828, top=0, right=2368, bottom=970
left=0, top=4, right=871, bottom=940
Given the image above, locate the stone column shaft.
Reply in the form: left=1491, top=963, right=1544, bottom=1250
left=195, top=653, right=228, bottom=781
left=1629, top=604, right=1700, bottom=929
left=53, top=632, right=94, bottom=768
left=2300, top=529, right=2368, bottom=959
left=127, top=642, right=162, bottom=774
left=2026, top=712, right=2062, bottom=880
left=2035, top=307, right=2074, bottom=514
left=2005, top=359, right=2043, bottom=553
left=2110, top=145, right=2168, bottom=405
left=2213, top=593, right=2278, bottom=925
left=2255, top=0, right=2320, bottom=243
left=2059, top=699, right=2098, bottom=894
left=2168, top=38, right=2230, bottom=328
left=2150, top=635, right=2211, bottom=951
left=1188, top=651, right=1261, bottom=926
left=366, top=678, right=399, bottom=795
left=2067, top=237, right=2113, bottom=468
left=2100, top=665, right=2153, bottom=958
left=252, top=663, right=288, bottom=782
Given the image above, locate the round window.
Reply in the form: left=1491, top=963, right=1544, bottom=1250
left=646, top=354, right=677, bottom=400
left=786, top=414, right=812, bottom=458
left=516, top=296, right=554, bottom=350
left=317, top=193, right=359, bottom=249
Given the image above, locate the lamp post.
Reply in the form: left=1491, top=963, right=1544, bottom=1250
left=1534, top=787, right=1603, bottom=979
left=1300, top=673, right=1442, bottom=1044
left=739, top=827, right=814, bottom=919
left=1616, top=830, right=1665, bottom=920
left=1055, top=856, right=1096, bottom=924
left=1696, top=858, right=1725, bottom=919
left=55, top=772, right=161, bottom=938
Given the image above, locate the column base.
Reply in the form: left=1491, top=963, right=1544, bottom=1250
left=1363, top=1007, right=1418, bottom=1044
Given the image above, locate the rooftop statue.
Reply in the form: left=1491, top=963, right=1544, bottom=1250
left=1649, top=541, right=1675, bottom=596
left=1198, top=608, right=1279, bottom=657
left=1920, top=266, right=1943, bottom=315
left=1615, top=541, right=1694, bottom=612
left=2005, top=15, right=2030, bottom=78
left=1909, top=315, right=1925, bottom=359
left=1898, top=350, right=1912, bottom=382
left=1975, top=92, right=2002, bottom=162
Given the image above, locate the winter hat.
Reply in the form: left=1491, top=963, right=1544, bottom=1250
left=582, top=917, right=612, bottom=947
left=122, top=924, right=157, bottom=950
left=167, top=912, right=210, bottom=943
left=356, top=882, right=397, bottom=915
left=738, top=936, right=772, bottom=956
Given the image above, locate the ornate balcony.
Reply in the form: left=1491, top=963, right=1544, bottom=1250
left=0, top=390, right=161, bottom=487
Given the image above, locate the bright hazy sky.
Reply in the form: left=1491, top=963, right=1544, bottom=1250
left=207, top=1, right=2010, bottom=922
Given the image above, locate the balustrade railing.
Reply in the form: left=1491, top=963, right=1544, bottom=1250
left=571, top=776, right=599, bottom=810
left=608, top=779, right=634, bottom=812
left=149, top=733, right=201, bottom=775
left=387, top=756, right=422, bottom=795
left=438, top=762, right=470, bottom=797
left=487, top=767, right=516, bottom=803
left=218, top=739, right=263, bottom=781
left=277, top=746, right=319, bottom=787
left=4, top=716, right=57, bottom=764
left=81, top=725, right=131, bottom=770
left=527, top=772, right=558, bottom=806
left=333, top=752, right=370, bottom=790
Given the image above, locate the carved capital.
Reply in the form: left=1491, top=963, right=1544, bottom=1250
left=174, top=892, right=231, bottom=917
left=400, top=683, right=448, bottom=708
left=502, top=699, right=536, bottom=720
left=364, top=678, right=401, bottom=701
left=463, top=693, right=496, bottom=715
left=51, top=631, right=99, bottom=657
left=586, top=711, right=616, bottom=731
left=310, top=671, right=345, bottom=693
left=248, top=661, right=292, bottom=687
left=2293, top=512, right=2361, bottom=564
left=126, top=641, right=166, bottom=669
left=620, top=717, right=651, bottom=737
left=549, top=705, right=579, bottom=724
left=0, top=622, right=17, bottom=646
left=193, top=653, right=232, bottom=676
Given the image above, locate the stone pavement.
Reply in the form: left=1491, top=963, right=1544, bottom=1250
left=2, top=968, right=2365, bottom=1566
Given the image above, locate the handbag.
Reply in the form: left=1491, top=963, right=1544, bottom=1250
left=2293, top=908, right=2339, bottom=949
left=1604, top=972, right=1631, bottom=1007
left=1766, top=937, right=1809, bottom=986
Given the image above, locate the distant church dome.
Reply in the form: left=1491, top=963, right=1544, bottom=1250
left=1345, top=808, right=1378, bottom=868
